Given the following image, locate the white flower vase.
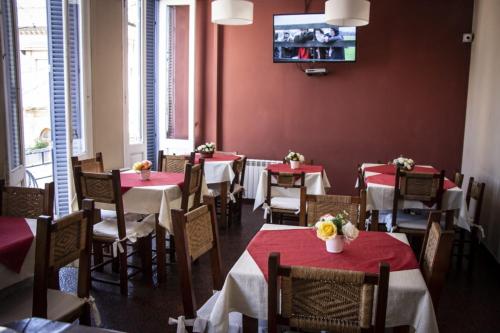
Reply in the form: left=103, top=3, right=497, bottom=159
left=140, top=169, right=151, bottom=180
left=326, top=236, right=344, bottom=253
left=290, top=160, right=301, bottom=169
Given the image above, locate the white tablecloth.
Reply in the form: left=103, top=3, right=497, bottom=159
left=207, top=224, right=438, bottom=333
left=253, top=170, right=331, bottom=210
left=0, top=218, right=37, bottom=290
left=360, top=163, right=469, bottom=231
left=98, top=173, right=208, bottom=234
left=204, top=160, right=237, bottom=185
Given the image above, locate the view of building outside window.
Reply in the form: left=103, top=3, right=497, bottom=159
left=127, top=0, right=143, bottom=144
left=17, top=0, right=52, bottom=186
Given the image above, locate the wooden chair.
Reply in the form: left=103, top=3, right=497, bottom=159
left=211, top=156, right=247, bottom=227
left=0, top=180, right=54, bottom=218
left=265, top=171, right=306, bottom=224
left=71, top=152, right=104, bottom=174
left=392, top=168, right=445, bottom=235
left=73, top=167, right=154, bottom=295
left=0, top=199, right=95, bottom=325
left=357, top=164, right=366, bottom=192
left=420, top=212, right=455, bottom=309
left=268, top=252, right=389, bottom=333
left=170, top=196, right=241, bottom=331
left=455, top=177, right=485, bottom=269
left=299, top=190, right=367, bottom=229
left=165, top=161, right=205, bottom=263
left=453, top=171, right=464, bottom=188
left=157, top=151, right=190, bottom=173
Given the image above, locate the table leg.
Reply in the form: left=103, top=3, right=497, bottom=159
left=243, top=315, right=258, bottom=332
left=371, top=210, right=379, bottom=231
left=220, top=181, right=229, bottom=228
left=155, top=214, right=166, bottom=283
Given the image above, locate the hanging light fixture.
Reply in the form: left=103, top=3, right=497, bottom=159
left=212, top=0, right=254, bottom=25
left=324, top=0, right=370, bottom=27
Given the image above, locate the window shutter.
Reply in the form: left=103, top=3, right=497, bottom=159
left=145, top=0, right=158, bottom=168
left=47, top=0, right=69, bottom=214
left=1, top=0, right=22, bottom=170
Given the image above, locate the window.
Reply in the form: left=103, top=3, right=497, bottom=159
left=127, top=0, right=143, bottom=144
left=157, top=0, right=195, bottom=154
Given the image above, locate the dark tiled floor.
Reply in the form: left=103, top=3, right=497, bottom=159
left=60, top=203, right=500, bottom=333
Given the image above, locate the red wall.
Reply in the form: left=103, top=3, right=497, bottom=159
left=197, top=0, right=473, bottom=194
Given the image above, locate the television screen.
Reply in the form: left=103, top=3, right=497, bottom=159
left=273, top=13, right=357, bottom=63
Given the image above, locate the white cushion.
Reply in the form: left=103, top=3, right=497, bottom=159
left=196, top=291, right=242, bottom=333
left=396, top=211, right=430, bottom=230
left=0, top=281, right=85, bottom=325
left=93, top=214, right=155, bottom=239
left=270, top=197, right=300, bottom=211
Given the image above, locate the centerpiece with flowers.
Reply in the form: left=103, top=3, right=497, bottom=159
left=285, top=151, right=305, bottom=169
left=196, top=142, right=216, bottom=158
left=392, top=156, right=415, bottom=171
left=133, top=160, right=153, bottom=180
left=315, top=211, right=360, bottom=253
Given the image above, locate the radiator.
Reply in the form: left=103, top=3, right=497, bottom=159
left=243, top=159, right=281, bottom=199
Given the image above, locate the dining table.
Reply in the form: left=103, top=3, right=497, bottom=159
left=0, top=216, right=37, bottom=291
left=97, top=170, right=208, bottom=282
left=194, top=153, right=243, bottom=227
left=253, top=163, right=331, bottom=211
left=207, top=224, right=438, bottom=333
left=358, top=163, right=469, bottom=231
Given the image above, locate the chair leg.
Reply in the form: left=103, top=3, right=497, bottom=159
left=79, top=303, right=91, bottom=326
left=457, top=229, right=465, bottom=268
left=138, top=235, right=153, bottom=286
left=93, top=241, right=104, bottom=272
left=468, top=231, right=478, bottom=272
left=169, top=235, right=176, bottom=263
left=237, top=196, right=243, bottom=223
left=112, top=256, right=119, bottom=273
left=118, top=246, right=128, bottom=295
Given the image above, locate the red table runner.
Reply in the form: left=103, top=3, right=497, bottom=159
left=365, top=173, right=456, bottom=190
left=194, top=153, right=241, bottom=164
left=364, top=164, right=439, bottom=175
left=120, top=172, right=184, bottom=194
left=267, top=163, right=323, bottom=175
left=247, top=229, right=418, bottom=281
left=0, top=216, right=34, bottom=273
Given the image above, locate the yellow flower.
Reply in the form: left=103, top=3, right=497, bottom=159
left=133, top=162, right=143, bottom=171
left=316, top=221, right=337, bottom=241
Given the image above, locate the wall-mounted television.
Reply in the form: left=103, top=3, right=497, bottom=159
left=273, top=13, right=357, bottom=63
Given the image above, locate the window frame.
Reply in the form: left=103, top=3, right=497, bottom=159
left=157, top=0, right=196, bottom=154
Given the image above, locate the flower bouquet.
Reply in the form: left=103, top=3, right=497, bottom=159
left=315, top=211, right=360, bottom=253
left=133, top=160, right=153, bottom=180
left=196, top=142, right=216, bottom=158
left=392, top=156, right=415, bottom=171
left=285, top=151, right=305, bottom=169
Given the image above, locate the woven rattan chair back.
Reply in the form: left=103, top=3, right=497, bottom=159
left=269, top=171, right=305, bottom=189
left=181, top=161, right=204, bottom=212
left=230, top=156, right=247, bottom=190
left=32, top=199, right=94, bottom=319
left=171, top=196, right=223, bottom=319
left=157, top=150, right=189, bottom=173
left=71, top=152, right=104, bottom=174
left=299, top=190, right=367, bottom=229
left=465, top=177, right=485, bottom=226
left=0, top=180, right=54, bottom=219
left=419, top=216, right=454, bottom=308
left=453, top=172, right=464, bottom=188
left=73, top=167, right=127, bottom=239
left=392, top=169, right=445, bottom=229
left=268, top=252, right=389, bottom=333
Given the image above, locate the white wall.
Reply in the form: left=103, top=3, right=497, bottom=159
left=462, top=0, right=500, bottom=262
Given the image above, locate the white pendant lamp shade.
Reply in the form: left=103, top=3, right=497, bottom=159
left=211, top=0, right=253, bottom=25
left=325, top=0, right=370, bottom=27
